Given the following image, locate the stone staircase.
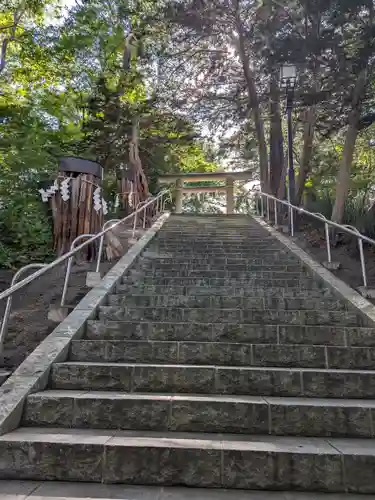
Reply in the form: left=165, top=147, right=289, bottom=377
left=1, top=214, right=375, bottom=495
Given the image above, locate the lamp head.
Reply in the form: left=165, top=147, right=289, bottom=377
left=280, top=64, right=297, bottom=89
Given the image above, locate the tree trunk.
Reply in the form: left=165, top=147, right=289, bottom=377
left=330, top=121, right=359, bottom=223
left=295, top=106, right=316, bottom=205
left=269, top=75, right=284, bottom=195
left=331, top=69, right=367, bottom=223
left=235, top=26, right=269, bottom=192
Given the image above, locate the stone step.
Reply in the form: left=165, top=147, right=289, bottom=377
left=155, top=230, right=276, bottom=236
left=0, top=427, right=373, bottom=492
left=152, top=245, right=289, bottom=253
left=140, top=263, right=305, bottom=272
left=70, top=340, right=375, bottom=370
left=107, top=294, right=346, bottom=311
left=50, top=362, right=375, bottom=399
left=132, top=269, right=307, bottom=279
left=153, top=245, right=284, bottom=252
left=146, top=252, right=295, bottom=261
left=154, top=236, right=279, bottom=242
left=122, top=276, right=324, bottom=289
left=142, top=256, right=302, bottom=266
left=155, top=236, right=275, bottom=242
left=23, top=390, right=375, bottom=438
left=162, top=228, right=266, bottom=231
left=5, top=482, right=363, bottom=500
left=116, top=284, right=334, bottom=298
left=154, top=232, right=274, bottom=238
left=86, top=320, right=375, bottom=346
left=152, top=239, right=285, bottom=246
left=97, top=306, right=363, bottom=326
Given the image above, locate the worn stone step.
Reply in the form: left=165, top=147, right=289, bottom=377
left=152, top=245, right=289, bottom=253
left=97, top=306, right=363, bottom=327
left=155, top=232, right=274, bottom=238
left=155, top=232, right=277, bottom=238
left=23, top=390, right=375, bottom=439
left=147, top=254, right=295, bottom=262
left=164, top=228, right=265, bottom=231
left=140, top=263, right=305, bottom=272
left=1, top=427, right=374, bottom=491
left=122, top=276, right=324, bottom=289
left=70, top=340, right=375, bottom=370
left=152, top=245, right=284, bottom=252
left=107, top=294, right=346, bottom=311
left=142, top=256, right=302, bottom=266
left=146, top=252, right=294, bottom=261
left=154, top=237, right=279, bottom=243
left=132, top=269, right=307, bottom=279
left=155, top=237, right=274, bottom=242
left=153, top=237, right=284, bottom=244
left=152, top=239, right=285, bottom=247
left=86, top=320, right=375, bottom=346
left=5, top=481, right=367, bottom=500
left=117, top=284, right=334, bottom=298
left=50, top=362, right=375, bottom=399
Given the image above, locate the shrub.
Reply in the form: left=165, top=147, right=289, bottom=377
left=0, top=193, right=54, bottom=268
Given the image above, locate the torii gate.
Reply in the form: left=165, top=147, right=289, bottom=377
left=158, top=170, right=253, bottom=214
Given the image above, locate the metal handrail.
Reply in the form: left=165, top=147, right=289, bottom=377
left=0, top=264, right=46, bottom=352
left=0, top=189, right=170, bottom=349
left=61, top=233, right=96, bottom=308
left=256, top=190, right=375, bottom=289
left=95, top=219, right=120, bottom=273
left=132, top=198, right=151, bottom=238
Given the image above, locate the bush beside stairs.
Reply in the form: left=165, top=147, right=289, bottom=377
left=1, top=214, right=375, bottom=495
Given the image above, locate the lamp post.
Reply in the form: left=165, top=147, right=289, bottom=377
left=280, top=63, right=297, bottom=233
left=280, top=64, right=297, bottom=204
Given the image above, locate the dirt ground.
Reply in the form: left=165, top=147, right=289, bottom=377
left=0, top=258, right=117, bottom=370
left=0, top=222, right=140, bottom=371
left=293, top=214, right=375, bottom=298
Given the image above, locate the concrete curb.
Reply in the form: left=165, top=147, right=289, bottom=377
left=0, top=212, right=170, bottom=435
left=255, top=216, right=375, bottom=327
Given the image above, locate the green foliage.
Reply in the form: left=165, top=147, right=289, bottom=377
left=306, top=192, right=375, bottom=240
left=0, top=194, right=54, bottom=268
left=0, top=0, right=219, bottom=268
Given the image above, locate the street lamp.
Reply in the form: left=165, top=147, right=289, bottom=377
left=280, top=64, right=297, bottom=203
left=280, top=63, right=297, bottom=232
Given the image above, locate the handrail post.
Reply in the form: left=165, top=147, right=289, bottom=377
left=358, top=237, right=368, bottom=289
left=96, top=235, right=105, bottom=274
left=156, top=196, right=160, bottom=215
left=266, top=197, right=270, bottom=221
left=143, top=205, right=147, bottom=229
left=61, top=256, right=74, bottom=308
left=274, top=199, right=278, bottom=227
left=260, top=195, right=264, bottom=218
left=132, top=211, right=139, bottom=239
left=95, top=219, right=121, bottom=274
left=342, top=224, right=368, bottom=291
left=61, top=233, right=96, bottom=307
left=290, top=206, right=294, bottom=236
left=325, top=222, right=332, bottom=264
left=0, top=264, right=46, bottom=353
